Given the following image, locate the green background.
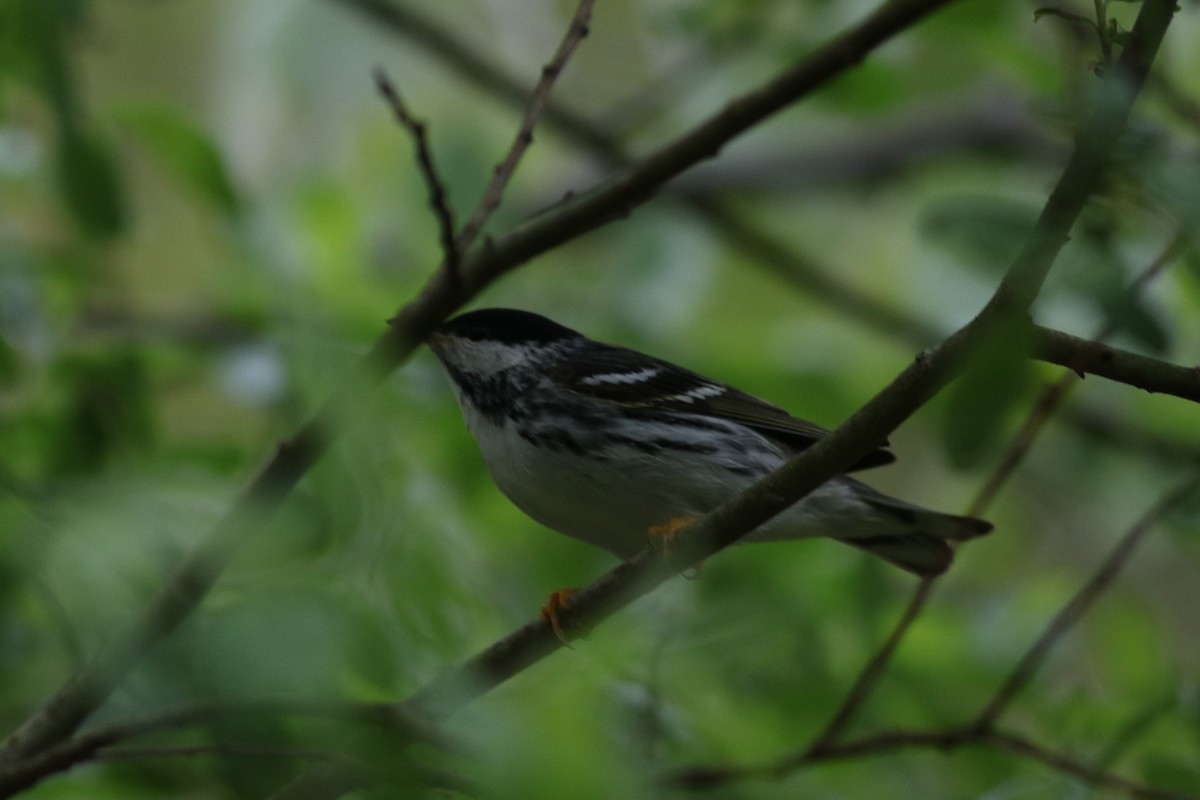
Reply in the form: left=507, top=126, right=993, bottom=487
left=2, top=0, right=1200, bottom=796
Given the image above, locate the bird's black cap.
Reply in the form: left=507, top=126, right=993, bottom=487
left=439, top=308, right=578, bottom=345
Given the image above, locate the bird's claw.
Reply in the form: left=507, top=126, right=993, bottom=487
left=648, top=516, right=696, bottom=557
left=540, top=588, right=577, bottom=643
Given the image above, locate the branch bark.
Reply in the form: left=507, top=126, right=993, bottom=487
left=668, top=471, right=1200, bottom=799
left=1034, top=326, right=1200, bottom=404
left=670, top=726, right=1198, bottom=800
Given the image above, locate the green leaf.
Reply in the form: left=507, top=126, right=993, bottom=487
left=114, top=103, right=241, bottom=215
left=58, top=128, right=126, bottom=238
left=942, top=314, right=1034, bottom=469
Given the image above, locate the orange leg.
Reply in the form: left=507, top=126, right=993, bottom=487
left=540, top=588, right=577, bottom=642
left=648, top=516, right=697, bottom=556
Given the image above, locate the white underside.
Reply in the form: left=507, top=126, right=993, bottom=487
left=460, top=400, right=893, bottom=560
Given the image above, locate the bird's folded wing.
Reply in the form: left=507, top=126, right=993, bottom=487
left=550, top=344, right=895, bottom=471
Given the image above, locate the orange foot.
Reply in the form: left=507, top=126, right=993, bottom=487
left=648, top=516, right=697, bottom=557
left=540, top=588, right=577, bottom=642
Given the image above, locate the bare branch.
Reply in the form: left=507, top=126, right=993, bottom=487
left=972, top=229, right=1188, bottom=513
left=668, top=726, right=1199, bottom=800
left=972, top=472, right=1200, bottom=730
left=374, top=69, right=460, bottom=280
left=668, top=469, right=1200, bottom=798
left=333, top=0, right=941, bottom=346
left=0, top=698, right=441, bottom=797
left=989, top=4, right=1173, bottom=312
left=1033, top=326, right=1200, bottom=404
left=96, top=743, right=338, bottom=763
left=802, top=578, right=936, bottom=753
left=454, top=0, right=596, bottom=253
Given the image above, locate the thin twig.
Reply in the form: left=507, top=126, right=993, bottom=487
left=669, top=441, right=1199, bottom=796
left=971, top=229, right=1188, bottom=514
left=0, top=698, right=444, bottom=796
left=453, top=0, right=596, bottom=253
left=981, top=727, right=1195, bottom=800
left=803, top=227, right=1191, bottom=750
left=96, top=743, right=338, bottom=763
left=802, top=578, right=937, bottom=754
left=1033, top=326, right=1200, bottom=404
left=374, top=69, right=460, bottom=280
left=667, top=726, right=1198, bottom=799
left=972, top=471, right=1200, bottom=730
left=336, top=0, right=944, bottom=347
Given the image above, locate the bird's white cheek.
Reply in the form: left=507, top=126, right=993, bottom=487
left=444, top=340, right=539, bottom=374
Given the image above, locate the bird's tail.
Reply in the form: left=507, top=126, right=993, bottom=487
left=842, top=489, right=993, bottom=577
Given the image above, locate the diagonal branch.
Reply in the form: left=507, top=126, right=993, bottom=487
left=669, top=726, right=1198, bottom=800
left=0, top=0, right=970, bottom=771
left=801, top=228, right=1191, bottom=752
left=374, top=70, right=461, bottom=279
left=666, top=473, right=1200, bottom=799
left=453, top=0, right=595, bottom=253
left=336, top=0, right=943, bottom=347
left=803, top=577, right=936, bottom=754
left=971, top=471, right=1200, bottom=731
left=1033, top=326, right=1200, bottom=404
left=972, top=229, right=1188, bottom=514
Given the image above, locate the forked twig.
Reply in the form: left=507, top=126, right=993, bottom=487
left=802, top=578, right=936, bottom=753
left=667, top=473, right=1200, bottom=798
left=668, top=725, right=1198, bottom=799
left=374, top=69, right=460, bottom=279
left=454, top=0, right=596, bottom=253
left=972, top=471, right=1200, bottom=730
left=971, top=229, right=1187, bottom=514
left=801, top=227, right=1190, bottom=752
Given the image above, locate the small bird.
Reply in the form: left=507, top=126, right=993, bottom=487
left=429, top=308, right=991, bottom=620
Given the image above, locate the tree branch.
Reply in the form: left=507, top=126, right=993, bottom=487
left=665, top=453, right=1200, bottom=798
left=374, top=70, right=461, bottom=279
left=335, top=0, right=943, bottom=347
left=1033, top=326, right=1200, bottom=404
left=669, top=726, right=1199, bottom=800
left=453, top=0, right=595, bottom=253
left=972, top=229, right=1188, bottom=513
left=804, top=577, right=937, bottom=753
left=971, top=472, right=1200, bottom=731
left=0, top=698, right=442, bottom=797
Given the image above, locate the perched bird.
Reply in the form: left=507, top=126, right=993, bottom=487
left=429, top=308, right=991, bottom=627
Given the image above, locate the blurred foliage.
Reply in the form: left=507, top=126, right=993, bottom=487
left=1, top=0, right=1200, bottom=797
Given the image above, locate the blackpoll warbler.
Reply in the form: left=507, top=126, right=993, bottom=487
left=429, top=308, right=991, bottom=588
